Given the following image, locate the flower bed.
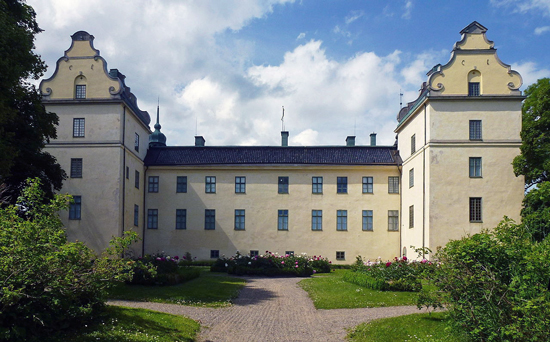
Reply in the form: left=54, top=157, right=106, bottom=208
left=211, top=251, right=331, bottom=277
left=130, top=254, right=201, bottom=286
left=344, top=256, right=433, bottom=292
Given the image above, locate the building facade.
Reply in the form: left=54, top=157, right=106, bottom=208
left=40, top=22, right=524, bottom=263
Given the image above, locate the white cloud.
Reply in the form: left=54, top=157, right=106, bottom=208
left=491, top=0, right=550, bottom=17
left=345, top=10, right=364, bottom=25
left=333, top=25, right=351, bottom=38
left=297, top=32, right=306, bottom=40
left=291, top=129, right=319, bottom=146
left=511, top=61, right=550, bottom=90
left=402, top=0, right=413, bottom=19
left=534, top=26, right=550, bottom=34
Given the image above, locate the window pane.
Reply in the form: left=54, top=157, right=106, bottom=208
left=147, top=209, right=158, bottom=229
left=312, top=177, right=323, bottom=194
left=470, top=198, right=482, bottom=222
left=312, top=210, right=322, bottom=230
left=362, top=177, right=373, bottom=193
left=278, top=177, right=289, bottom=194
left=469, top=157, right=482, bottom=177
left=337, top=177, right=348, bottom=194
left=468, top=82, right=480, bottom=96
left=409, top=169, right=414, bottom=188
left=134, top=205, right=139, bottom=226
left=206, top=176, right=216, bottom=193
left=75, top=84, right=86, bottom=99
left=177, top=176, right=187, bottom=193
left=362, top=210, right=373, bottom=231
left=135, top=170, right=139, bottom=189
left=134, top=133, right=139, bottom=152
left=278, top=210, right=288, bottom=230
left=73, top=118, right=85, bottom=137
left=235, top=209, right=245, bottom=230
left=148, top=176, right=159, bottom=193
left=388, top=210, right=399, bottom=231
left=235, top=177, right=246, bottom=193
left=205, top=209, right=216, bottom=229
left=70, top=158, right=82, bottom=178
left=411, top=134, right=416, bottom=154
left=69, top=196, right=81, bottom=220
left=337, top=210, right=347, bottom=231
left=210, top=250, right=219, bottom=259
left=470, top=120, right=482, bottom=140
left=176, top=209, right=186, bottom=229
left=388, top=177, right=399, bottom=193
left=409, top=205, right=414, bottom=228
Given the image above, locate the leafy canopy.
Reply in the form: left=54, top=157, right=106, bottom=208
left=0, top=0, right=65, bottom=205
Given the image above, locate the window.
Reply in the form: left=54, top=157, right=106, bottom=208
left=70, top=158, right=82, bottom=178
left=312, top=177, right=323, bottom=194
left=176, top=176, right=187, bottom=193
left=176, top=209, right=186, bottom=230
left=147, top=209, right=158, bottom=229
left=362, top=177, right=373, bottom=194
left=336, top=251, right=345, bottom=260
left=69, top=196, right=81, bottom=220
left=235, top=176, right=246, bottom=193
left=337, top=177, right=348, bottom=194
left=411, top=134, right=416, bottom=154
left=470, top=120, right=482, bottom=140
left=205, top=209, right=216, bottom=230
left=337, top=210, right=347, bottom=231
left=135, top=170, right=139, bottom=189
left=468, top=82, right=480, bottom=96
left=205, top=176, right=216, bottom=193
left=388, top=176, right=399, bottom=194
left=278, top=210, right=288, bottom=230
left=73, top=118, right=85, bottom=137
left=134, top=133, right=139, bottom=152
left=126, top=166, right=129, bottom=179
left=285, top=251, right=294, bottom=256
left=362, top=210, right=373, bottom=231
left=235, top=209, right=245, bottom=230
left=470, top=157, right=482, bottom=178
left=148, top=176, right=159, bottom=193
left=312, top=210, right=322, bottom=231
left=388, top=210, right=399, bottom=231
left=250, top=250, right=259, bottom=257
left=134, top=205, right=139, bottom=226
left=470, top=197, right=482, bottom=222
left=278, top=177, right=289, bottom=194
left=409, top=168, right=414, bottom=188
left=409, top=205, right=414, bottom=228
left=210, top=250, right=220, bottom=259
left=75, top=84, right=86, bottom=99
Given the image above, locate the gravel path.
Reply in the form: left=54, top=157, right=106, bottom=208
left=109, top=276, right=425, bottom=341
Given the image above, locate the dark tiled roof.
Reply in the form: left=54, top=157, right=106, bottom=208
left=144, top=146, right=399, bottom=166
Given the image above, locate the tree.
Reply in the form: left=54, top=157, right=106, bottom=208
left=0, top=179, right=139, bottom=341
left=513, top=78, right=550, bottom=189
left=0, top=0, right=65, bottom=205
left=513, top=78, right=550, bottom=240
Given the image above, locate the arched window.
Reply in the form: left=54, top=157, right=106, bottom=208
left=74, top=75, right=87, bottom=99
left=468, top=70, right=481, bottom=96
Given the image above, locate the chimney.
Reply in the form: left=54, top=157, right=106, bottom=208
left=281, top=131, right=289, bottom=147
left=346, top=136, right=356, bottom=147
left=195, top=136, right=205, bottom=147
left=370, top=132, right=377, bottom=146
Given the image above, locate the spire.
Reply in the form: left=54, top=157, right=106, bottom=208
left=148, top=99, right=167, bottom=147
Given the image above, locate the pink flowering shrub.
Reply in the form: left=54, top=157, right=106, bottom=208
left=211, top=251, right=331, bottom=277
left=344, top=255, right=433, bottom=292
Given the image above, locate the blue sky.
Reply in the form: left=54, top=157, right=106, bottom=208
left=28, top=0, right=550, bottom=146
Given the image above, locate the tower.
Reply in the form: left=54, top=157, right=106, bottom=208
left=396, top=22, right=524, bottom=257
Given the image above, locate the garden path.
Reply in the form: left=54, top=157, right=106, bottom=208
left=109, top=276, right=423, bottom=341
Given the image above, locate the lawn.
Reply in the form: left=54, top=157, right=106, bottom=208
left=108, top=270, right=246, bottom=307
left=298, top=269, right=417, bottom=309
left=49, top=306, right=200, bottom=342
left=347, top=312, right=468, bottom=342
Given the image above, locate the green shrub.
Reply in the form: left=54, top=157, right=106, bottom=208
left=0, top=179, right=138, bottom=341
left=421, top=219, right=550, bottom=341
left=211, top=251, right=330, bottom=277
left=346, top=256, right=425, bottom=292
left=130, top=254, right=200, bottom=286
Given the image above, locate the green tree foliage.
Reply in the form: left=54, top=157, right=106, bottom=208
left=422, top=219, right=550, bottom=341
left=0, top=0, right=65, bottom=205
left=0, top=179, right=138, bottom=341
left=513, top=78, right=550, bottom=241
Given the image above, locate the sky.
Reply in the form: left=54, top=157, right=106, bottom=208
left=27, top=0, right=550, bottom=147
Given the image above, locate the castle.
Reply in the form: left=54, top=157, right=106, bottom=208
left=40, top=22, right=525, bottom=262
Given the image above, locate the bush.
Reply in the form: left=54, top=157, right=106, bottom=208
left=422, top=219, right=550, bottom=341
left=130, top=254, right=200, bottom=286
left=0, top=179, right=138, bottom=341
left=345, top=256, right=428, bottom=292
left=211, top=251, right=331, bottom=277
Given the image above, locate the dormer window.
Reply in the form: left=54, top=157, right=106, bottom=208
left=74, top=75, right=87, bottom=99
left=75, top=85, right=86, bottom=99
left=468, top=70, right=481, bottom=96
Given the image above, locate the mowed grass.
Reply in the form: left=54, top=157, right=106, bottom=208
left=108, top=270, right=246, bottom=307
left=50, top=306, right=200, bottom=342
left=298, top=269, right=417, bottom=309
left=348, top=312, right=468, bottom=342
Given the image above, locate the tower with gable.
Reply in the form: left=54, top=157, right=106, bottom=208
left=395, top=22, right=524, bottom=257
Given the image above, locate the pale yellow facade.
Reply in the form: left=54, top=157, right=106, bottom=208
left=40, top=22, right=525, bottom=263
